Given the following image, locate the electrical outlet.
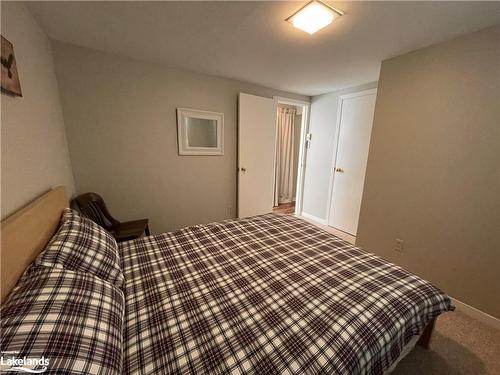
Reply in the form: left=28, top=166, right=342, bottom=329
left=394, top=239, right=404, bottom=253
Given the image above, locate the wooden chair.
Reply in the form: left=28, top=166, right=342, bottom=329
left=73, top=192, right=150, bottom=242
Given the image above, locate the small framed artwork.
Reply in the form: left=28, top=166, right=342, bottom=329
left=1, top=35, right=22, bottom=97
left=177, top=108, right=224, bottom=156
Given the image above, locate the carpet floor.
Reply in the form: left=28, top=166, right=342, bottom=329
left=394, top=310, right=500, bottom=374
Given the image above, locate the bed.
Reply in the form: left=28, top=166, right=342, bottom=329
left=1, top=187, right=454, bottom=374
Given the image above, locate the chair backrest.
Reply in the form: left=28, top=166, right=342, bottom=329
left=73, top=193, right=117, bottom=230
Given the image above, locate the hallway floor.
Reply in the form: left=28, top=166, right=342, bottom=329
left=273, top=202, right=295, bottom=214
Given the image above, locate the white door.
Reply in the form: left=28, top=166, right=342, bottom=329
left=238, top=93, right=277, bottom=218
left=328, top=89, right=377, bottom=235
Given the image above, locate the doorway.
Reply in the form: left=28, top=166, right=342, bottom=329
left=272, top=97, right=310, bottom=216
left=237, top=93, right=309, bottom=218
left=327, top=89, right=377, bottom=236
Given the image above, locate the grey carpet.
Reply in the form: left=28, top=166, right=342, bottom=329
left=394, top=310, right=500, bottom=374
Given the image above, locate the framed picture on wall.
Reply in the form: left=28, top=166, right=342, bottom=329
left=1, top=35, right=22, bottom=97
left=177, top=108, right=224, bottom=156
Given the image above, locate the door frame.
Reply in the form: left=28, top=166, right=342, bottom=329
left=325, top=88, right=377, bottom=231
left=273, top=96, right=311, bottom=216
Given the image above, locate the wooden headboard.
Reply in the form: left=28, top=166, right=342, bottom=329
left=0, top=186, right=68, bottom=303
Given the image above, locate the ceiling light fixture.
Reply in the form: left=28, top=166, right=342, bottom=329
left=286, top=0, right=343, bottom=35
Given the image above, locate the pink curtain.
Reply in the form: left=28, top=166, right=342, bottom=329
left=275, top=107, right=296, bottom=206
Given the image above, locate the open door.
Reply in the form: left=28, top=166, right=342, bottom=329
left=238, top=93, right=277, bottom=218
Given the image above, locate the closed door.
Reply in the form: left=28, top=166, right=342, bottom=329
left=238, top=93, right=277, bottom=218
left=328, top=89, right=377, bottom=235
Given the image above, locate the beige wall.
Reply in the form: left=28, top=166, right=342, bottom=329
left=357, top=25, right=500, bottom=318
left=1, top=3, right=75, bottom=219
left=52, top=42, right=308, bottom=233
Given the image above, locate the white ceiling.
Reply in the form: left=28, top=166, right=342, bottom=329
left=27, top=1, right=500, bottom=96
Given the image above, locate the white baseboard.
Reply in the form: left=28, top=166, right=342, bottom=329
left=450, top=297, right=500, bottom=330
left=300, top=212, right=328, bottom=225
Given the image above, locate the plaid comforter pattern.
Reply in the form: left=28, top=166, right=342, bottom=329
left=1, top=265, right=124, bottom=374
left=120, top=214, right=453, bottom=375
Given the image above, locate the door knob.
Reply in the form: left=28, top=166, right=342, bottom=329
left=241, top=168, right=247, bottom=173
left=335, top=167, right=344, bottom=173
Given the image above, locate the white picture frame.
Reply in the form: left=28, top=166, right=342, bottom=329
left=176, top=108, right=224, bottom=156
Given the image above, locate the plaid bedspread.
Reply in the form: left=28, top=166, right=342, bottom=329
left=1, top=266, right=124, bottom=374
left=120, top=214, right=453, bottom=375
